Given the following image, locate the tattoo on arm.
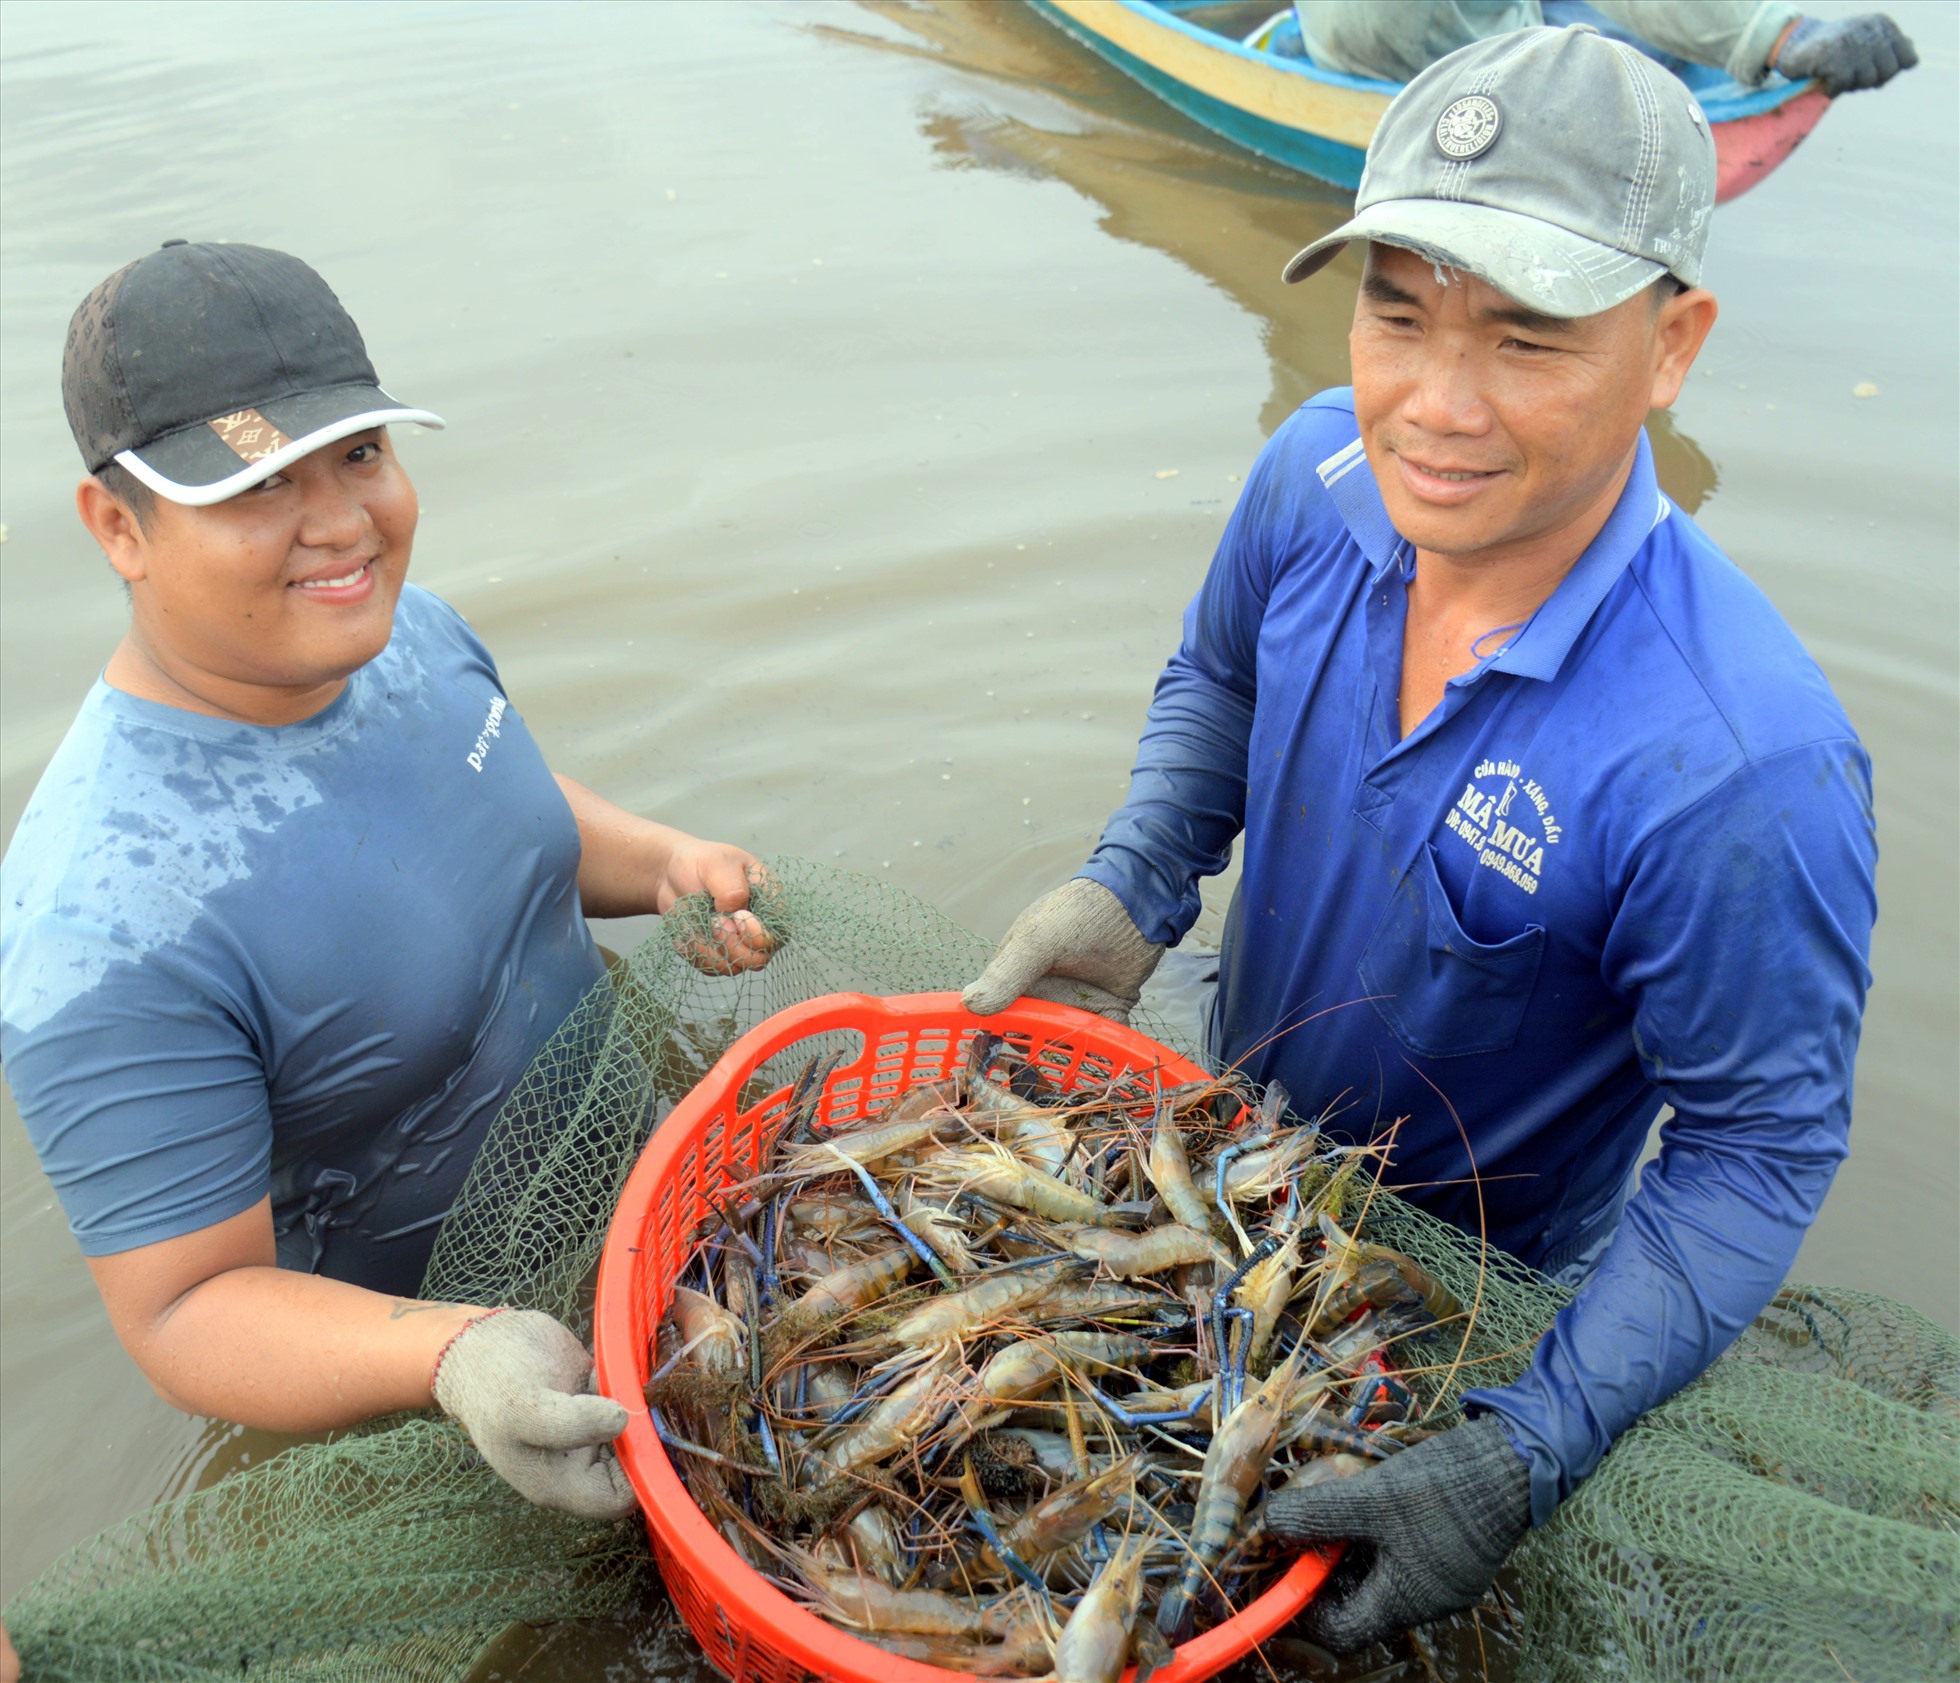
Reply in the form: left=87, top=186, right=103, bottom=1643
left=389, top=1299, right=464, bottom=1320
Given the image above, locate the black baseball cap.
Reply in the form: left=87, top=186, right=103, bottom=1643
left=62, top=240, right=444, bottom=507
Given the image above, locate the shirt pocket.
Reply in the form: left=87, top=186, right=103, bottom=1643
left=1358, top=844, right=1544, bottom=1058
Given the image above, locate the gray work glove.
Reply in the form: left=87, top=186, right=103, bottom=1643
left=962, top=877, right=1165, bottom=1025
left=1263, top=1415, right=1531, bottom=1654
left=433, top=1309, right=636, bottom=1521
left=1773, top=14, right=1917, bottom=94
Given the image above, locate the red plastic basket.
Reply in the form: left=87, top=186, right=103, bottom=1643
left=593, top=991, right=1334, bottom=1683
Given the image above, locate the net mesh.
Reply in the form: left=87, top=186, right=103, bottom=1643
left=6, top=859, right=1956, bottom=1682
left=1510, top=1289, right=1960, bottom=1683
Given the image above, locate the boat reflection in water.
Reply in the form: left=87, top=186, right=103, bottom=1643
left=824, top=0, right=1718, bottom=508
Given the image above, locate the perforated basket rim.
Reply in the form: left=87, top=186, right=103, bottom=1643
left=594, top=990, right=1334, bottom=1683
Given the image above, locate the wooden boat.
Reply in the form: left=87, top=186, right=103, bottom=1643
left=1027, top=0, right=1831, bottom=203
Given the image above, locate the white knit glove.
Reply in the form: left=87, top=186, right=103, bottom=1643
left=432, top=1309, right=636, bottom=1520
left=962, top=878, right=1165, bottom=1025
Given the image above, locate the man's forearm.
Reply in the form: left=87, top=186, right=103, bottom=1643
left=554, top=774, right=687, bottom=917
left=1462, top=1112, right=1842, bottom=1523
left=95, top=1258, right=486, bottom=1431
left=1081, top=652, right=1256, bottom=945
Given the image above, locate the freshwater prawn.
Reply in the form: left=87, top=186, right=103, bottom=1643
left=1155, top=1349, right=1308, bottom=1640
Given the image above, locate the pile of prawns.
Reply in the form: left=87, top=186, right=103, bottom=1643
left=645, top=1029, right=1464, bottom=1683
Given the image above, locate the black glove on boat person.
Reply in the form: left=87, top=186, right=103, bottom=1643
left=1771, top=12, right=1917, bottom=95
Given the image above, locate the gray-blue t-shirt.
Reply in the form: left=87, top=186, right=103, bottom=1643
left=1, top=585, right=604, bottom=1295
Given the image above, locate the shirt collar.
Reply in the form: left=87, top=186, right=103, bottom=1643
left=1488, top=430, right=1667, bottom=682
left=1316, top=435, right=1407, bottom=579
left=1323, top=425, right=1670, bottom=683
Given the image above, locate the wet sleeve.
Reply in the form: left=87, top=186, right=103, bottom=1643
left=1079, top=432, right=1287, bottom=946
left=1588, top=0, right=1800, bottom=84
left=1294, top=3, right=1536, bottom=84
left=2, top=914, right=273, bottom=1256
left=1462, top=739, right=1876, bottom=1524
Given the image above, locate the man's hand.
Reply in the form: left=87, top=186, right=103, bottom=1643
left=433, top=1309, right=636, bottom=1521
left=1263, top=1415, right=1531, bottom=1654
left=552, top=776, right=776, bottom=972
left=651, top=836, right=776, bottom=975
left=962, top=878, right=1164, bottom=1025
left=1773, top=14, right=1917, bottom=94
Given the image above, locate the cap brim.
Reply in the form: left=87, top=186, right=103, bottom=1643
left=1282, top=197, right=1663, bottom=319
left=115, top=382, right=446, bottom=507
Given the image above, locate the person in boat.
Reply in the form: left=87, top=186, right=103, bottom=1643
left=1288, top=0, right=1916, bottom=95
left=0, top=241, right=773, bottom=1523
left=965, top=24, right=1875, bottom=1653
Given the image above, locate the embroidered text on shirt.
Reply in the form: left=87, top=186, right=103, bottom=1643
left=466, top=695, right=507, bottom=772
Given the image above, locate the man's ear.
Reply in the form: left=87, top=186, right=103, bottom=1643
left=1650, top=288, right=1718, bottom=411
left=76, top=477, right=149, bottom=583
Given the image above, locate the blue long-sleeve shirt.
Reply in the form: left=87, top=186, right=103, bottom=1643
left=1082, top=391, right=1875, bottom=1518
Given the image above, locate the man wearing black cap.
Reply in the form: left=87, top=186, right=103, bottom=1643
left=1, top=241, right=772, bottom=1521
left=966, top=25, right=1876, bottom=1651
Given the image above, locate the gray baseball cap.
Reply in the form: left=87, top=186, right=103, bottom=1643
left=1284, top=24, right=1716, bottom=318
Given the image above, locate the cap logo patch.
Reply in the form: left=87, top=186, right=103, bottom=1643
left=1434, top=95, right=1502, bottom=160
left=209, top=408, right=293, bottom=463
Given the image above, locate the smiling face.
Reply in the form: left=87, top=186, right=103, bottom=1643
left=1348, top=243, right=1716, bottom=572
left=82, top=428, right=419, bottom=724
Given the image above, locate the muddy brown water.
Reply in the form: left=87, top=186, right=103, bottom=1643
left=1, top=2, right=1954, bottom=1677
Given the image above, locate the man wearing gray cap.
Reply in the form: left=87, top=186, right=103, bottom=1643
left=966, top=25, right=1875, bottom=1649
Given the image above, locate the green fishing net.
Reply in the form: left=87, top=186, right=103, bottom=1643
left=6, top=858, right=1956, bottom=1682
